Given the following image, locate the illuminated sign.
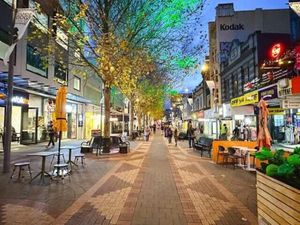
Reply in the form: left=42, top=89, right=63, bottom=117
left=258, top=85, right=278, bottom=100
left=277, top=79, right=292, bottom=98
left=268, top=108, right=286, bottom=115
left=270, top=43, right=283, bottom=59
left=12, top=96, right=29, bottom=105
left=289, top=2, right=300, bottom=16
left=230, top=90, right=259, bottom=107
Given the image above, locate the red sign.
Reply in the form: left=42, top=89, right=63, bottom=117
left=292, top=76, right=300, bottom=94
left=294, top=45, right=300, bottom=71
left=270, top=43, right=283, bottom=59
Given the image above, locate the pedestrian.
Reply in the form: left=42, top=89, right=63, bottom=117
left=47, top=121, right=55, bottom=148
left=187, top=124, right=195, bottom=148
left=153, top=123, right=156, bottom=134
left=174, top=127, right=178, bottom=146
left=144, top=126, right=151, bottom=141
left=232, top=125, right=240, bottom=140
left=220, top=124, right=228, bottom=140
left=241, top=125, right=247, bottom=141
left=167, top=126, right=173, bottom=144
left=161, top=124, right=164, bottom=135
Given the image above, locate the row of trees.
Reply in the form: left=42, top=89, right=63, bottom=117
left=30, top=0, right=205, bottom=148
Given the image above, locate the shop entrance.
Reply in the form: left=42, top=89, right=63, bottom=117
left=21, top=107, right=38, bottom=144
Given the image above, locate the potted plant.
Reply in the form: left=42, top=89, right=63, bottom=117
left=255, top=147, right=300, bottom=225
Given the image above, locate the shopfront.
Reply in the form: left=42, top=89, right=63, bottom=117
left=230, top=90, right=258, bottom=141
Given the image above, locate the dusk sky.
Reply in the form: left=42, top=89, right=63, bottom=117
left=177, top=0, right=289, bottom=93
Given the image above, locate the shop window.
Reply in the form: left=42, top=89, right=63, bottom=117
left=74, top=76, right=81, bottom=91
left=26, top=44, right=48, bottom=77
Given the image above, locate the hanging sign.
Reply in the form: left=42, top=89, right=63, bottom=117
left=277, top=79, right=292, bottom=98
left=282, top=99, right=300, bottom=109
left=231, top=90, right=259, bottom=107
left=258, top=85, right=278, bottom=100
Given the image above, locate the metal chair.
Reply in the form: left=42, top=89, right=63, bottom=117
left=226, top=147, right=246, bottom=169
left=74, top=153, right=85, bottom=167
left=11, top=162, right=32, bottom=180
left=49, top=153, right=66, bottom=170
left=216, top=145, right=228, bottom=164
left=52, top=164, right=70, bottom=183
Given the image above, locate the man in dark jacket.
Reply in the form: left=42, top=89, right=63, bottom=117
left=47, top=121, right=55, bottom=148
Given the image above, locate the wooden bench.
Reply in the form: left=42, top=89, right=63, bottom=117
left=194, top=137, right=213, bottom=157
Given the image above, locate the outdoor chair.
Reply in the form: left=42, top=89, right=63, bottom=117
left=226, top=147, right=246, bottom=169
left=74, top=153, right=86, bottom=167
left=52, top=164, right=70, bottom=184
left=49, top=153, right=66, bottom=170
left=10, top=162, right=32, bottom=181
left=216, top=145, right=228, bottom=164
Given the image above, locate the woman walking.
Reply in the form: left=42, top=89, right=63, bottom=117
left=174, top=127, right=178, bottom=146
left=47, top=121, right=55, bottom=148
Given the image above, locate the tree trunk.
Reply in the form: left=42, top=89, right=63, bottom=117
left=138, top=113, right=142, bottom=130
left=103, top=85, right=111, bottom=153
left=129, top=100, right=134, bottom=137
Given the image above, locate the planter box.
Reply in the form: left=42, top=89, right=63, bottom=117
left=256, top=171, right=300, bottom=225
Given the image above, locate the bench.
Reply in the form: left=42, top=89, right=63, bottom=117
left=193, top=137, right=213, bottom=157
left=81, top=136, right=103, bottom=155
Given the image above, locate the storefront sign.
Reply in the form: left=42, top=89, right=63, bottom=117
left=268, top=108, right=286, bottom=115
left=12, top=96, right=29, bottom=105
left=277, top=79, right=292, bottom=97
left=282, top=99, right=300, bottom=109
left=292, top=76, right=300, bottom=94
left=230, top=90, right=259, bottom=107
left=258, top=85, right=278, bottom=100
left=220, top=23, right=244, bottom=31
left=270, top=43, right=284, bottom=59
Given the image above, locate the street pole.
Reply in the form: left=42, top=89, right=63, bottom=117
left=3, top=0, right=16, bottom=173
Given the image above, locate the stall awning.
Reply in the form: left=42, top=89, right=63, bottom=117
left=0, top=72, right=91, bottom=104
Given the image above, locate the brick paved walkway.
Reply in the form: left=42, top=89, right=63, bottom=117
left=0, top=135, right=258, bottom=225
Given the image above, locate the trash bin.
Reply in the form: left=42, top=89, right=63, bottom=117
left=119, top=144, right=128, bottom=154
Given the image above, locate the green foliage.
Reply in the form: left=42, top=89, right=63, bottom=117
left=287, top=154, right=300, bottom=166
left=266, top=164, right=278, bottom=177
left=256, top=147, right=300, bottom=189
left=255, top=148, right=273, bottom=161
left=293, top=147, right=300, bottom=155
left=277, top=163, right=295, bottom=177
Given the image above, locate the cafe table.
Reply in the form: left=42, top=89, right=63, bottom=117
left=60, top=146, right=80, bottom=171
left=27, top=151, right=56, bottom=184
left=232, top=146, right=256, bottom=171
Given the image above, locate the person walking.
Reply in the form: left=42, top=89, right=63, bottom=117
left=187, top=124, right=195, bottom=148
left=153, top=124, right=156, bottom=134
left=174, top=127, right=178, bottom=146
left=167, top=126, right=173, bottom=144
left=144, top=126, right=151, bottom=141
left=47, top=121, right=55, bottom=148
left=232, top=125, right=240, bottom=140
left=220, top=124, right=228, bottom=140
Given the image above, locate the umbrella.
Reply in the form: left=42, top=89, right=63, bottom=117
left=53, top=86, right=67, bottom=165
left=257, top=99, right=272, bottom=148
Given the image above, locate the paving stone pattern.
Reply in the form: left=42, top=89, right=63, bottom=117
left=0, top=136, right=257, bottom=225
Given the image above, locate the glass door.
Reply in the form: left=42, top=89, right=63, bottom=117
left=21, top=107, right=38, bottom=144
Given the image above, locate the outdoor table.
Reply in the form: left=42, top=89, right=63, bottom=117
left=60, top=146, right=80, bottom=171
left=232, top=146, right=256, bottom=171
left=27, top=151, right=56, bottom=184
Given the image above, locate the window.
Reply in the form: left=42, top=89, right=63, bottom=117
left=54, top=62, right=68, bottom=85
left=26, top=44, right=48, bottom=77
left=74, top=76, right=81, bottom=91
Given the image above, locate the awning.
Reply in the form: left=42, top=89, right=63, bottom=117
left=0, top=72, right=91, bottom=104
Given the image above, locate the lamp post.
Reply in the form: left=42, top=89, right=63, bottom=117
left=100, top=96, right=104, bottom=136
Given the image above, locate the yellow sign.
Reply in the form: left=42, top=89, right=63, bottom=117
left=231, top=90, right=259, bottom=107
left=269, top=108, right=286, bottom=115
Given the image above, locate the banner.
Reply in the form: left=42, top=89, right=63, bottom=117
left=4, top=8, right=35, bottom=65
left=231, top=90, right=259, bottom=107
